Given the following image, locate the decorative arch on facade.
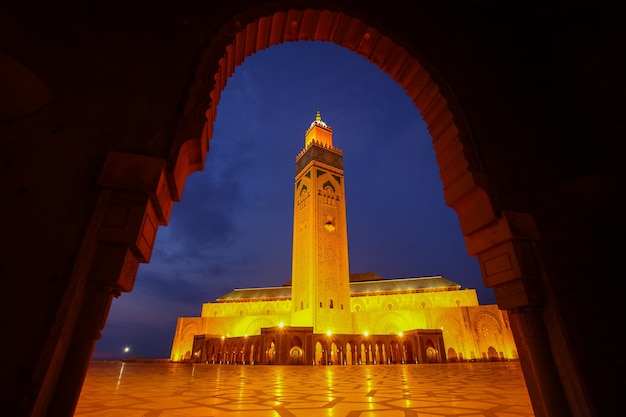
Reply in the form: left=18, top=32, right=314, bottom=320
left=472, top=312, right=505, bottom=360
left=322, top=180, right=335, bottom=193
left=446, top=291, right=468, bottom=307
left=181, top=322, right=201, bottom=341
left=434, top=314, right=467, bottom=360
left=472, top=311, right=503, bottom=335
left=447, top=347, right=459, bottom=362
left=207, top=323, right=230, bottom=339
left=244, top=318, right=275, bottom=335
left=371, top=312, right=409, bottom=335
left=415, top=295, right=431, bottom=309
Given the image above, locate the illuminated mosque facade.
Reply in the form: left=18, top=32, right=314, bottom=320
left=170, top=112, right=517, bottom=366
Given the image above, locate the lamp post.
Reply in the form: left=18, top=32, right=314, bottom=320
left=326, top=330, right=333, bottom=365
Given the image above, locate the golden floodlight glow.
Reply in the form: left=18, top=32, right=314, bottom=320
left=398, top=331, right=403, bottom=337
left=364, top=331, right=369, bottom=337
left=326, top=330, right=332, bottom=336
left=279, top=322, right=285, bottom=328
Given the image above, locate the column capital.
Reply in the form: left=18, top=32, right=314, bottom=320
left=97, top=150, right=174, bottom=225
left=464, top=211, right=543, bottom=309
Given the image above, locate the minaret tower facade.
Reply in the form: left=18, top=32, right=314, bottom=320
left=291, top=111, right=353, bottom=334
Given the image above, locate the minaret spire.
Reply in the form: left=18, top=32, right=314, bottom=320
left=305, top=109, right=333, bottom=148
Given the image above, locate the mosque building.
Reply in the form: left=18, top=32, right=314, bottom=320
left=170, top=111, right=518, bottom=366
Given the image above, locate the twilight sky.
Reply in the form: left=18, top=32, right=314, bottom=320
left=93, top=40, right=495, bottom=360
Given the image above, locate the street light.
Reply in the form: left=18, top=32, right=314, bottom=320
left=122, top=346, right=130, bottom=362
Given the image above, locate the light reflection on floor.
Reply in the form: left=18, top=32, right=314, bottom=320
left=74, top=361, right=534, bottom=416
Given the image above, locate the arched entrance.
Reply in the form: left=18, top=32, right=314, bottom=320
left=11, top=3, right=617, bottom=417
left=290, top=336, right=304, bottom=365
left=267, top=340, right=276, bottom=364
left=160, top=8, right=572, bottom=415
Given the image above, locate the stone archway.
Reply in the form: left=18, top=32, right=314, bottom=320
left=78, top=8, right=523, bottom=409
left=156, top=9, right=573, bottom=417
left=22, top=4, right=592, bottom=417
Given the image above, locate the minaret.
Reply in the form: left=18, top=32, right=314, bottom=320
left=291, top=111, right=353, bottom=334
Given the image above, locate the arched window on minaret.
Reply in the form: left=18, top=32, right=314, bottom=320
left=322, top=182, right=336, bottom=206
left=330, top=299, right=334, bottom=309
left=297, top=185, right=309, bottom=210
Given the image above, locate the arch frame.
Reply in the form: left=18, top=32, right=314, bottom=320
left=7, top=2, right=617, bottom=417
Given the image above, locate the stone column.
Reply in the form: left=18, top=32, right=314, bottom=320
left=46, top=283, right=120, bottom=417
left=507, top=304, right=570, bottom=417
left=46, top=151, right=174, bottom=417
left=467, top=211, right=571, bottom=417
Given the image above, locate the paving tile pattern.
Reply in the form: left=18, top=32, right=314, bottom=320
left=75, top=361, right=534, bottom=416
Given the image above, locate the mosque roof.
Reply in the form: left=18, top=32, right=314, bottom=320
left=349, top=276, right=461, bottom=296
left=216, top=275, right=461, bottom=302
left=216, top=286, right=292, bottom=302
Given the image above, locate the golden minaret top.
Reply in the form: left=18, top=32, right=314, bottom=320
left=305, top=110, right=333, bottom=148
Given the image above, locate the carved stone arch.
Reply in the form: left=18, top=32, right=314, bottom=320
left=90, top=2, right=552, bottom=414
left=433, top=314, right=465, bottom=357
left=261, top=302, right=275, bottom=316
left=434, top=314, right=463, bottom=338
left=415, top=294, right=430, bottom=309
left=210, top=324, right=230, bottom=338
left=181, top=322, right=201, bottom=339
left=322, top=180, right=336, bottom=193
left=386, top=295, right=401, bottom=309
left=372, top=312, right=409, bottom=334
left=446, top=291, right=466, bottom=307
left=472, top=312, right=506, bottom=361
left=245, top=318, right=274, bottom=335
left=10, top=1, right=611, bottom=415
left=472, top=311, right=503, bottom=337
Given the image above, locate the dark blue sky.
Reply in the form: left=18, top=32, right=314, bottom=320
left=93, top=41, right=494, bottom=360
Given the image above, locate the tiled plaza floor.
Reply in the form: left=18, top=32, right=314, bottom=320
left=74, top=361, right=534, bottom=416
